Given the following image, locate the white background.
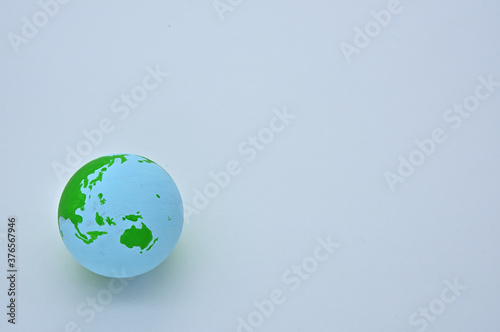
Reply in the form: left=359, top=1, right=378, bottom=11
left=1, top=1, right=500, bottom=331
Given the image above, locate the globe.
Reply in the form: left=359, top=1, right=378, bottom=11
left=58, top=154, right=183, bottom=278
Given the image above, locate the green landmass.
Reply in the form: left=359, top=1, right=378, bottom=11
left=88, top=167, right=106, bottom=189
left=95, top=212, right=105, bottom=226
left=58, top=154, right=128, bottom=243
left=120, top=222, right=153, bottom=250
left=76, top=231, right=108, bottom=244
left=138, top=156, right=154, bottom=164
left=146, top=237, right=159, bottom=251
left=156, top=194, right=160, bottom=198
left=122, top=212, right=143, bottom=222
left=98, top=193, right=106, bottom=205
left=106, top=216, right=116, bottom=226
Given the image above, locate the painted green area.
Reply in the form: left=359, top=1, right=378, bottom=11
left=98, top=193, right=106, bottom=205
left=156, top=194, right=160, bottom=198
left=120, top=222, right=153, bottom=250
left=95, top=212, right=105, bottom=226
left=146, top=237, right=159, bottom=251
left=83, top=155, right=127, bottom=191
left=60, top=230, right=64, bottom=238
left=122, top=212, right=143, bottom=222
left=78, top=231, right=108, bottom=244
left=168, top=216, right=171, bottom=221
left=88, top=167, right=106, bottom=189
left=58, top=154, right=128, bottom=243
left=106, top=216, right=116, bottom=226
left=138, top=156, right=154, bottom=164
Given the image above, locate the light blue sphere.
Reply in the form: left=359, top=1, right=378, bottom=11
left=58, top=154, right=183, bottom=278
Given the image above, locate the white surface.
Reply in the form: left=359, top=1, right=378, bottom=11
left=1, top=1, right=499, bottom=331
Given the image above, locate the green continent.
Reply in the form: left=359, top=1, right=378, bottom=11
left=138, top=156, right=154, bottom=164
left=122, top=212, right=142, bottom=222
left=58, top=154, right=128, bottom=243
left=88, top=167, right=106, bottom=189
left=120, top=222, right=153, bottom=250
left=95, top=212, right=105, bottom=226
left=78, top=231, right=108, bottom=244
left=106, top=216, right=116, bottom=226
left=146, top=237, right=159, bottom=251
left=98, top=193, right=106, bottom=205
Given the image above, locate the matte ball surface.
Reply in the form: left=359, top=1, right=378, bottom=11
left=58, top=154, right=183, bottom=278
